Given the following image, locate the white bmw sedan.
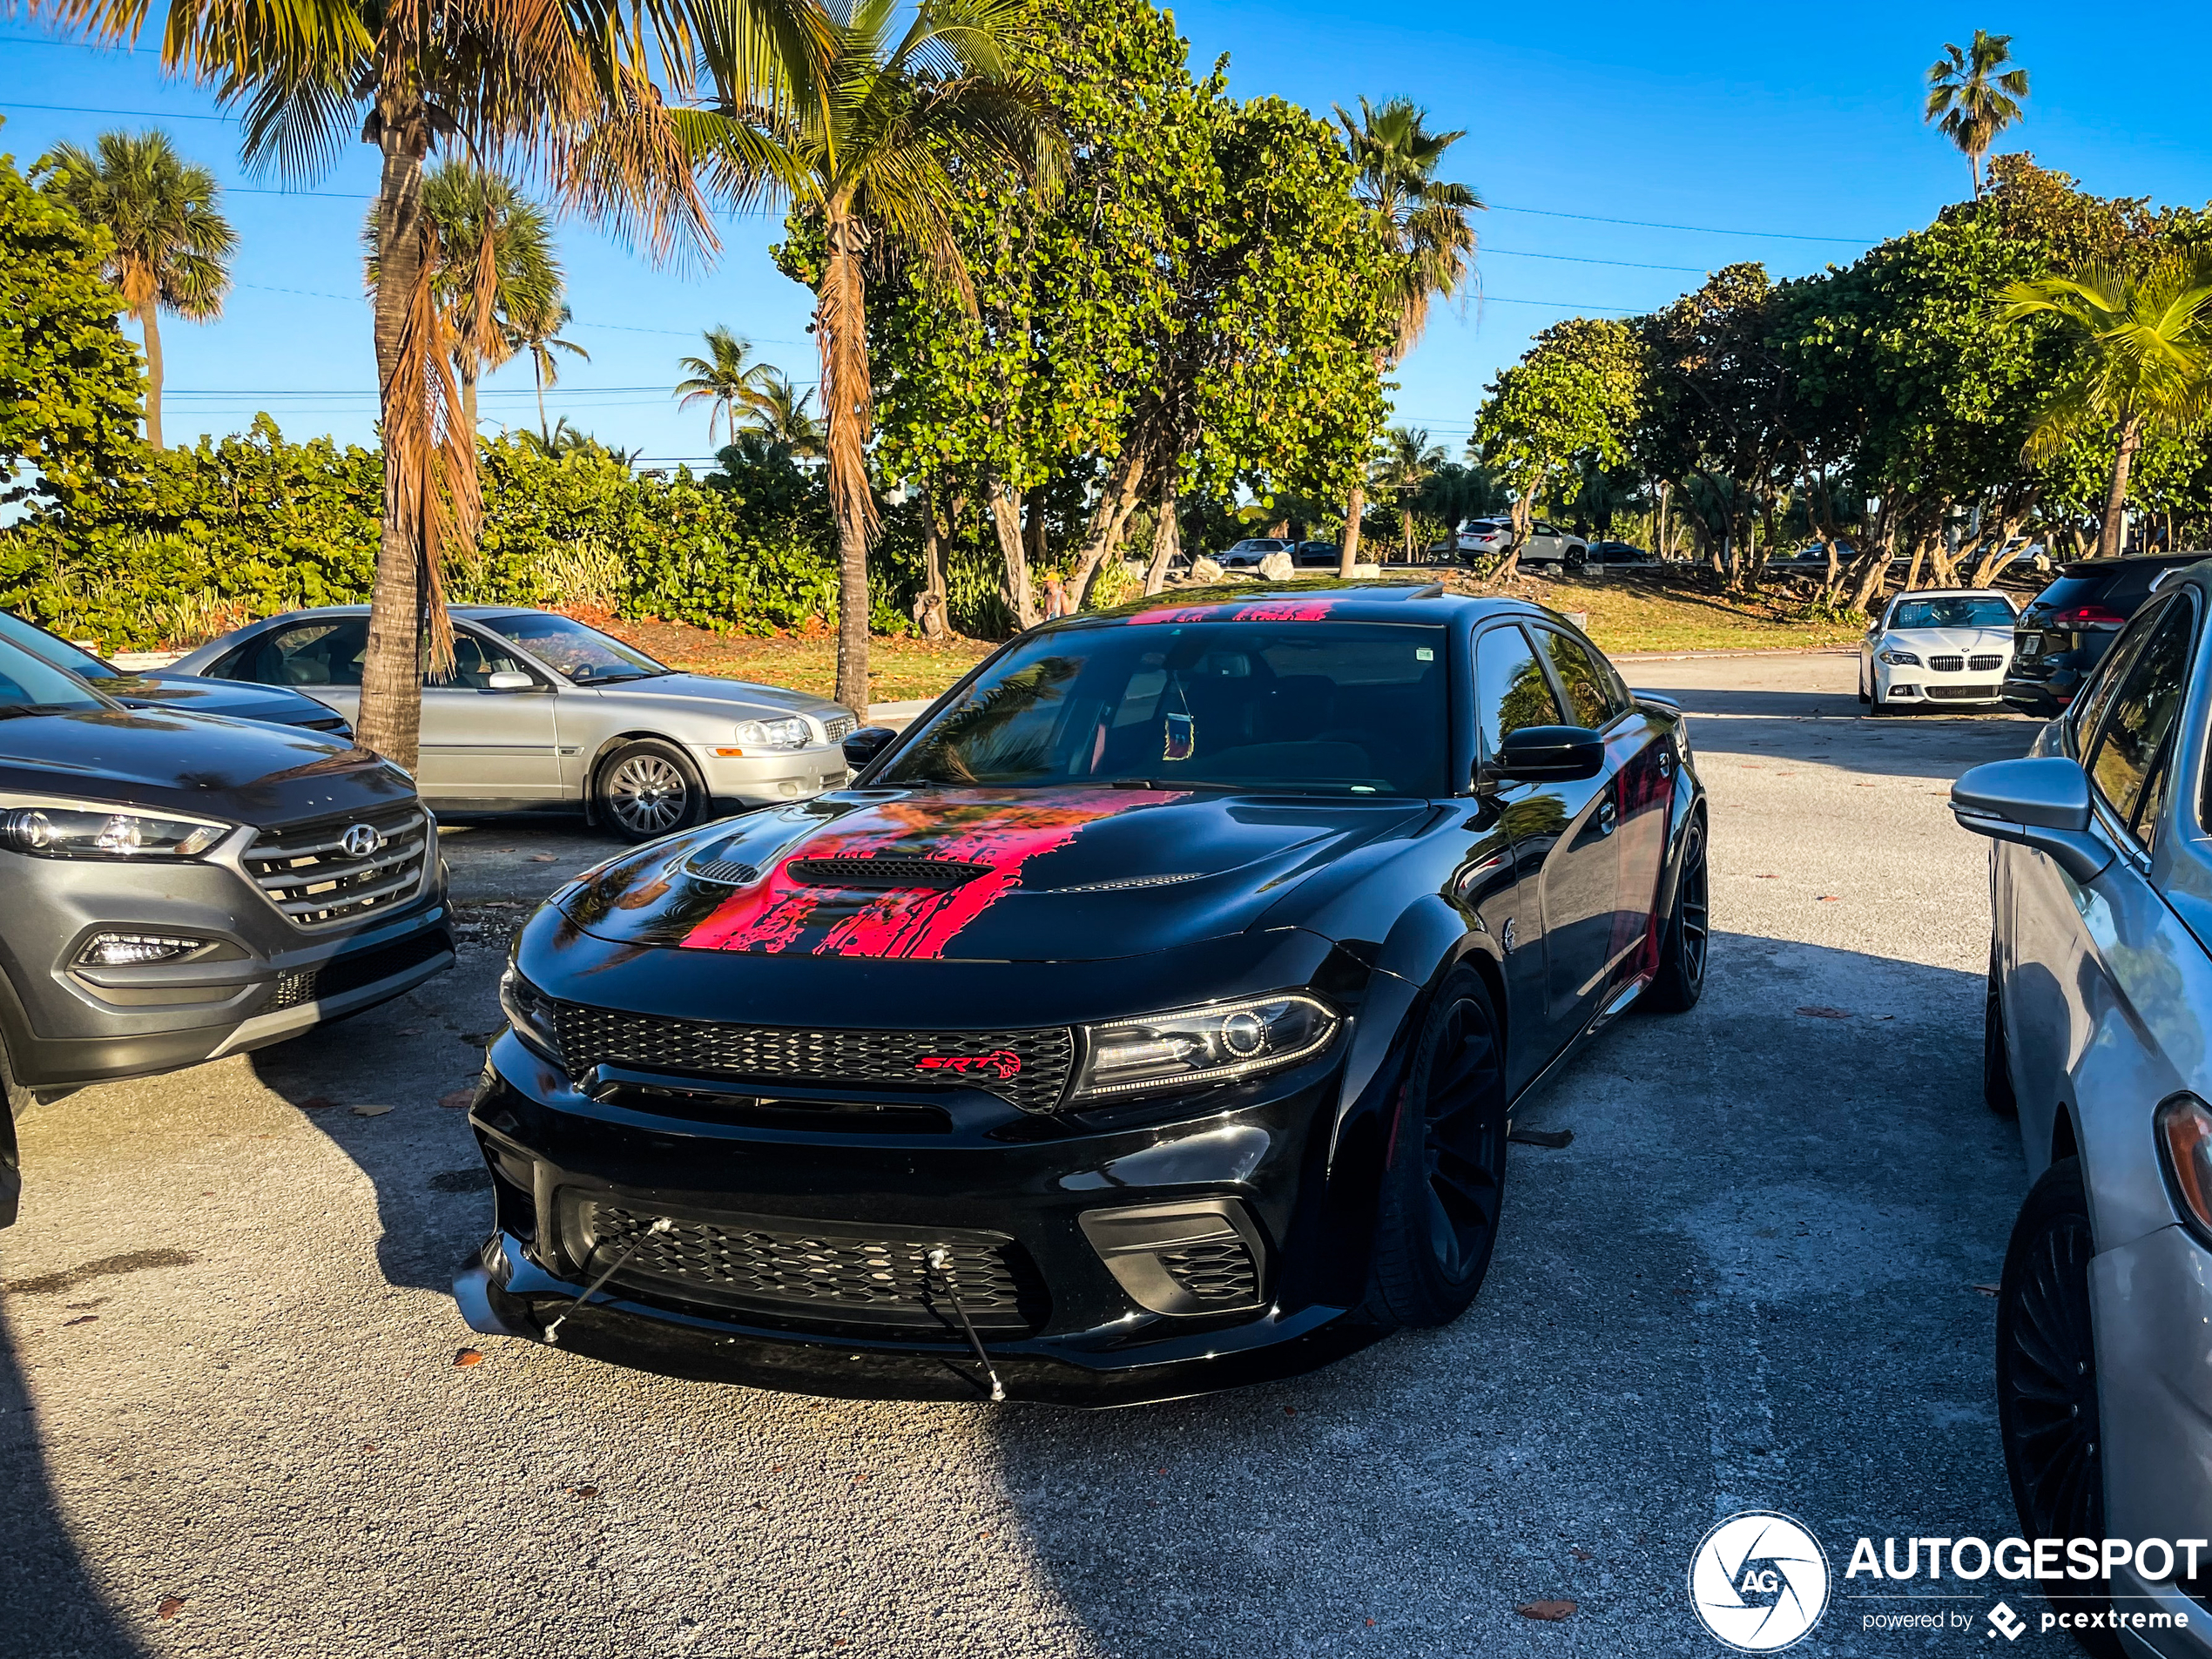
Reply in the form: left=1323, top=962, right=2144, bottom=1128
left=1858, top=588, right=2020, bottom=715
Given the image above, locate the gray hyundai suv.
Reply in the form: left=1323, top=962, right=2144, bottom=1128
left=0, top=634, right=452, bottom=1223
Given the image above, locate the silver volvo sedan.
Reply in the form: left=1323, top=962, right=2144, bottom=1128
left=172, top=607, right=858, bottom=841
left=1952, top=558, right=2212, bottom=1655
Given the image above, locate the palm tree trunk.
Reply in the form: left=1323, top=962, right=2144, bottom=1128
left=1143, top=473, right=1180, bottom=596
left=819, top=205, right=877, bottom=713
left=2099, top=414, right=2143, bottom=557
left=1338, top=483, right=1366, bottom=577
left=137, top=302, right=165, bottom=450
left=1399, top=504, right=1413, bottom=562
left=461, top=363, right=479, bottom=437
left=359, top=118, right=432, bottom=770
left=534, top=353, right=550, bottom=441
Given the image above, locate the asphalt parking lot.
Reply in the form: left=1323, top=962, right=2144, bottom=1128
left=3, top=652, right=2075, bottom=1658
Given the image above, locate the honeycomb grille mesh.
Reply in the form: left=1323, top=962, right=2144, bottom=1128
left=821, top=714, right=858, bottom=743
left=1157, top=1237, right=1260, bottom=1306
left=587, top=1204, right=1036, bottom=1330
left=554, top=1002, right=1074, bottom=1112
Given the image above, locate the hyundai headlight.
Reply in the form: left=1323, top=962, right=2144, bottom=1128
left=1072, top=993, right=1340, bottom=1102
left=0, top=801, right=229, bottom=860
left=732, top=717, right=812, bottom=752
left=499, top=965, right=564, bottom=1064
left=1878, top=648, right=1921, bottom=666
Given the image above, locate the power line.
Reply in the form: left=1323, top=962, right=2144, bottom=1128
left=1484, top=246, right=1709, bottom=273
left=0, top=98, right=230, bottom=122
left=1487, top=203, right=1874, bottom=244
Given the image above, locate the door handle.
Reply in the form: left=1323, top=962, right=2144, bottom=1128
left=1595, top=799, right=1618, bottom=836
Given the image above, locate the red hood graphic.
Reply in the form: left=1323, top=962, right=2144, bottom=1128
left=679, top=787, right=1184, bottom=959
left=1130, top=597, right=1340, bottom=626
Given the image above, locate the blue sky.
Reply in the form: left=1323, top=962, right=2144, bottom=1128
left=1, top=2, right=2205, bottom=464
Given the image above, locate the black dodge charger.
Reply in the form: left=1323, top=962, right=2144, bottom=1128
left=456, top=584, right=1709, bottom=1404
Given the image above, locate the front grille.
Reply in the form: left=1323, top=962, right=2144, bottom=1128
left=555, top=1003, right=1076, bottom=1113
left=266, top=929, right=453, bottom=1013
left=785, top=856, right=990, bottom=889
left=1927, top=654, right=1965, bottom=673
left=1969, top=653, right=2004, bottom=671
left=821, top=714, right=857, bottom=743
left=583, top=1203, right=1041, bottom=1332
left=1157, top=1237, right=1260, bottom=1306
left=1926, top=685, right=1997, bottom=701
left=245, top=800, right=431, bottom=927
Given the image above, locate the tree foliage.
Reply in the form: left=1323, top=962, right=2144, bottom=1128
left=1473, top=316, right=1643, bottom=578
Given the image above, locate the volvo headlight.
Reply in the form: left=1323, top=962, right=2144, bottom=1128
left=1072, top=993, right=1339, bottom=1102
left=0, top=801, right=228, bottom=860
left=499, top=965, right=564, bottom=1064
left=732, top=717, right=812, bottom=752
left=1878, top=647, right=1921, bottom=666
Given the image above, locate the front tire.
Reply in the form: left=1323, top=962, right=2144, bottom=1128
left=596, top=738, right=707, bottom=844
left=1644, top=813, right=1709, bottom=1013
left=1997, top=1157, right=2117, bottom=1656
left=1365, top=968, right=1509, bottom=1329
left=1985, top=942, right=2020, bottom=1117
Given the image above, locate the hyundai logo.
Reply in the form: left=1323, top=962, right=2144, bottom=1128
left=341, top=823, right=384, bottom=860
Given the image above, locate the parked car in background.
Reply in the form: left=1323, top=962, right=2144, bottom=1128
left=172, top=607, right=857, bottom=841
left=1293, top=541, right=1341, bottom=568
left=2002, top=553, right=2207, bottom=718
left=0, top=631, right=449, bottom=1147
left=1952, top=561, right=2212, bottom=1648
left=1451, top=519, right=1512, bottom=561
left=1584, top=541, right=1658, bottom=567
left=1858, top=589, right=2019, bottom=715
left=455, top=583, right=1709, bottom=1404
left=1770, top=544, right=1850, bottom=572
left=1449, top=520, right=1589, bottom=569
left=1218, top=538, right=1291, bottom=570
left=0, top=610, right=354, bottom=739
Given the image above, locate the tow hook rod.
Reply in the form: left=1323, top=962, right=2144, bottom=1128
left=542, top=1217, right=672, bottom=1345
left=927, top=1246, right=1007, bottom=1402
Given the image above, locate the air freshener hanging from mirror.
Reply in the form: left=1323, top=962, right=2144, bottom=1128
left=1163, top=712, right=1196, bottom=762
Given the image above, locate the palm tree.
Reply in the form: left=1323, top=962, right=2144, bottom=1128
left=736, top=369, right=824, bottom=460
left=1332, top=97, right=1481, bottom=577
left=517, top=417, right=637, bottom=467
left=47, top=130, right=234, bottom=449
left=675, top=326, right=778, bottom=448
left=418, top=161, right=562, bottom=437
left=686, top=0, right=1061, bottom=713
left=1373, top=426, right=1446, bottom=562
left=506, top=300, right=589, bottom=442
left=30, top=0, right=761, bottom=771
left=2002, top=257, right=2212, bottom=557
left=1925, top=30, right=2031, bottom=197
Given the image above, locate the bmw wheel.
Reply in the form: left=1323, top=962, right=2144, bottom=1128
left=1997, top=1157, right=2117, bottom=1655
left=597, top=738, right=706, bottom=844
left=1365, top=967, right=1509, bottom=1328
left=1984, top=942, right=2020, bottom=1117
left=1644, top=813, right=1709, bottom=1014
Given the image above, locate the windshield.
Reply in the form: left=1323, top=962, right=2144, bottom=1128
left=479, top=612, right=670, bottom=685
left=1227, top=539, right=1287, bottom=553
left=880, top=619, right=1450, bottom=797
left=0, top=611, right=111, bottom=678
left=1888, top=596, right=2016, bottom=631
left=0, top=636, right=110, bottom=714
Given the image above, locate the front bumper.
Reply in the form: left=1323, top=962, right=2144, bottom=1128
left=692, top=743, right=852, bottom=809
left=1871, top=658, right=2008, bottom=705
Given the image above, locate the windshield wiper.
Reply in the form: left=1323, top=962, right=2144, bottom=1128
left=1109, top=778, right=1248, bottom=792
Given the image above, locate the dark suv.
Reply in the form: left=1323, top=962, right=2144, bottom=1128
left=2002, top=553, right=2208, bottom=718
left=0, top=635, right=453, bottom=1222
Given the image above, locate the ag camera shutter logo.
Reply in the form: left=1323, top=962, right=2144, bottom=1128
left=1689, top=1511, right=1831, bottom=1652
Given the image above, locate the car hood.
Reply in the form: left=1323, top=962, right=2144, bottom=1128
left=1883, top=626, right=2014, bottom=652
left=90, top=671, right=336, bottom=726
left=556, top=785, right=1432, bottom=961
left=578, top=673, right=844, bottom=719
left=0, top=708, right=412, bottom=828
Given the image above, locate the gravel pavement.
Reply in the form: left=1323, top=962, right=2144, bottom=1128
left=2, top=656, right=2080, bottom=1658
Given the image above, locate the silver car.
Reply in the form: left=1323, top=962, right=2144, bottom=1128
left=1952, top=559, right=2212, bottom=1651
left=172, top=606, right=858, bottom=841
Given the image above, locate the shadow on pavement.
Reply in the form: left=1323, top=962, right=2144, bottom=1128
left=1655, top=689, right=2041, bottom=781
left=0, top=1304, right=143, bottom=1659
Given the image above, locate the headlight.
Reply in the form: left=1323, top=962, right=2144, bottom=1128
left=0, top=801, right=228, bottom=860
left=77, top=933, right=211, bottom=967
left=1072, top=993, right=1339, bottom=1102
left=2156, top=1095, right=2212, bottom=1241
left=1878, top=648, right=1921, bottom=666
left=731, top=717, right=812, bottom=752
left=499, top=965, right=564, bottom=1064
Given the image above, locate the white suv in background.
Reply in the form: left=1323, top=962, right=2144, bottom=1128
left=1451, top=520, right=1589, bottom=568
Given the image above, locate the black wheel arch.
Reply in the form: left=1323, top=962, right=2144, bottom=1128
left=583, top=731, right=705, bottom=827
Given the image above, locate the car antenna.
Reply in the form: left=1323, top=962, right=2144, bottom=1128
left=540, top=1217, right=672, bottom=1345
left=927, top=1247, right=1007, bottom=1402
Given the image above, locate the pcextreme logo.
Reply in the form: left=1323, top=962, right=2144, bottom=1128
left=1689, top=1512, right=1831, bottom=1652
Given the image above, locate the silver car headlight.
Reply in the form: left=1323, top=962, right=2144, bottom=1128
left=730, top=716, right=811, bottom=752
left=1878, top=648, right=1921, bottom=665
left=0, top=799, right=229, bottom=860
left=1072, top=993, right=1340, bottom=1102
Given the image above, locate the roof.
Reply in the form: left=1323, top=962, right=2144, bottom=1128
left=2056, top=551, right=2212, bottom=577
left=1072, top=580, right=1548, bottom=630
left=1884, top=587, right=2011, bottom=600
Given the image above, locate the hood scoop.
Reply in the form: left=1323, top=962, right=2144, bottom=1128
left=785, top=855, right=992, bottom=890
left=685, top=855, right=763, bottom=887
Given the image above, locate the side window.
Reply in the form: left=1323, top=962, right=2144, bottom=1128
left=428, top=630, right=531, bottom=690
left=1474, top=625, right=1563, bottom=757
left=1536, top=628, right=1622, bottom=728
left=2067, top=603, right=2160, bottom=757
left=231, top=620, right=368, bottom=688
left=2085, top=596, right=2195, bottom=842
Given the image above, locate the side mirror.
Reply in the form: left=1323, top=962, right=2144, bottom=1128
left=1487, top=725, right=1605, bottom=784
left=841, top=725, right=899, bottom=770
left=484, top=671, right=537, bottom=692
left=1950, top=757, right=2113, bottom=884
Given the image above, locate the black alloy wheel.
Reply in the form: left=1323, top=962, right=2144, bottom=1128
left=1984, top=942, right=2020, bottom=1117
left=597, top=738, right=707, bottom=844
left=1644, top=813, right=1709, bottom=1014
left=1366, top=967, right=1509, bottom=1328
left=1997, top=1157, right=2119, bottom=1656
